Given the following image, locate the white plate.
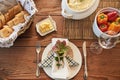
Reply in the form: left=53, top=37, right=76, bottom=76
left=41, top=41, right=82, bottom=79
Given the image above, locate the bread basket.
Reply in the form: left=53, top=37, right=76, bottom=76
left=0, top=0, right=37, bottom=47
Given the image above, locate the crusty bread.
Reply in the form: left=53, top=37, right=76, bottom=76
left=7, top=20, right=14, bottom=28
left=0, top=0, right=29, bottom=38
left=0, top=0, right=17, bottom=14
left=13, top=3, right=23, bottom=15
left=0, top=26, right=13, bottom=38
left=23, top=11, right=30, bottom=17
left=8, top=8, right=15, bottom=21
left=15, top=11, right=24, bottom=18
left=18, top=17, right=25, bottom=23
left=0, top=20, right=2, bottom=29
left=4, top=12, right=10, bottom=22
left=3, top=25, right=9, bottom=28
left=12, top=17, right=19, bottom=25
left=0, top=13, right=5, bottom=25
left=12, top=16, right=25, bottom=25
left=0, top=1, right=23, bottom=27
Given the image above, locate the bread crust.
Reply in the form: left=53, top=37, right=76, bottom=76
left=0, top=26, right=13, bottom=38
left=0, top=13, right=6, bottom=25
left=0, top=20, right=2, bottom=29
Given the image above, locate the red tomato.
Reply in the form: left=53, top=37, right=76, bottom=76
left=99, top=24, right=108, bottom=32
left=107, top=11, right=118, bottom=21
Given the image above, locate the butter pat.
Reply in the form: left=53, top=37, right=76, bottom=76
left=36, top=16, right=57, bottom=36
left=39, top=20, right=53, bottom=33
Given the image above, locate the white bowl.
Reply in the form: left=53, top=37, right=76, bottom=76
left=61, top=0, right=100, bottom=20
left=93, top=7, right=120, bottom=38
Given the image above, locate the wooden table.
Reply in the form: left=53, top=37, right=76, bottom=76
left=0, top=0, right=120, bottom=80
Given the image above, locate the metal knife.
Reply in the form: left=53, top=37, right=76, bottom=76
left=82, top=41, right=88, bottom=80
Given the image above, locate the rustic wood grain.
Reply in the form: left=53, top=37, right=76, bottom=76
left=0, top=47, right=120, bottom=80
left=0, top=0, right=120, bottom=80
left=35, top=0, right=61, bottom=16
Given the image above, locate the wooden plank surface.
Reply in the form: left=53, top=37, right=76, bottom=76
left=0, top=47, right=120, bottom=80
left=0, top=0, right=120, bottom=80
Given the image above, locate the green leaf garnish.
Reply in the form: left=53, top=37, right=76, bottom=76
left=80, top=0, right=84, bottom=2
left=53, top=40, right=69, bottom=68
left=60, top=57, right=63, bottom=60
left=59, top=52, right=64, bottom=56
left=56, top=63, right=61, bottom=67
left=55, top=57, right=59, bottom=61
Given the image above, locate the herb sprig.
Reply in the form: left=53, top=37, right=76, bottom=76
left=52, top=40, right=69, bottom=68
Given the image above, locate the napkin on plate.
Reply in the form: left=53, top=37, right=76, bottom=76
left=51, top=54, right=71, bottom=79
left=39, top=51, right=79, bottom=67
left=39, top=51, right=54, bottom=67
left=51, top=38, right=71, bottom=79
left=39, top=38, right=79, bottom=79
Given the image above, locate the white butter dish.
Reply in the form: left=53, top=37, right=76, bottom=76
left=36, top=16, right=57, bottom=36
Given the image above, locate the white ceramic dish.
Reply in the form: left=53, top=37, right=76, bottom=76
left=61, top=0, right=100, bottom=20
left=36, top=16, right=57, bottom=36
left=41, top=41, right=82, bottom=79
left=93, top=7, right=120, bottom=38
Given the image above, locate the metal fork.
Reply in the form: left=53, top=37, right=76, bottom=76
left=36, top=41, right=41, bottom=77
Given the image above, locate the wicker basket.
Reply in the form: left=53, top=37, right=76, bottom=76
left=18, top=17, right=33, bottom=36
left=0, top=0, right=37, bottom=47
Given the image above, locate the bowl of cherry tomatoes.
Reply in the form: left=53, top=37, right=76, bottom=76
left=93, top=7, right=120, bottom=38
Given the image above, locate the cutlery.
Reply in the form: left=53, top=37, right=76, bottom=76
left=36, top=41, right=41, bottom=77
left=82, top=41, right=88, bottom=80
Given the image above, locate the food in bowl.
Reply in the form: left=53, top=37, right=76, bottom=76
left=97, top=10, right=120, bottom=35
left=68, top=0, right=94, bottom=11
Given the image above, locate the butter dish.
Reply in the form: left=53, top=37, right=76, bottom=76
left=36, top=16, right=57, bottom=36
